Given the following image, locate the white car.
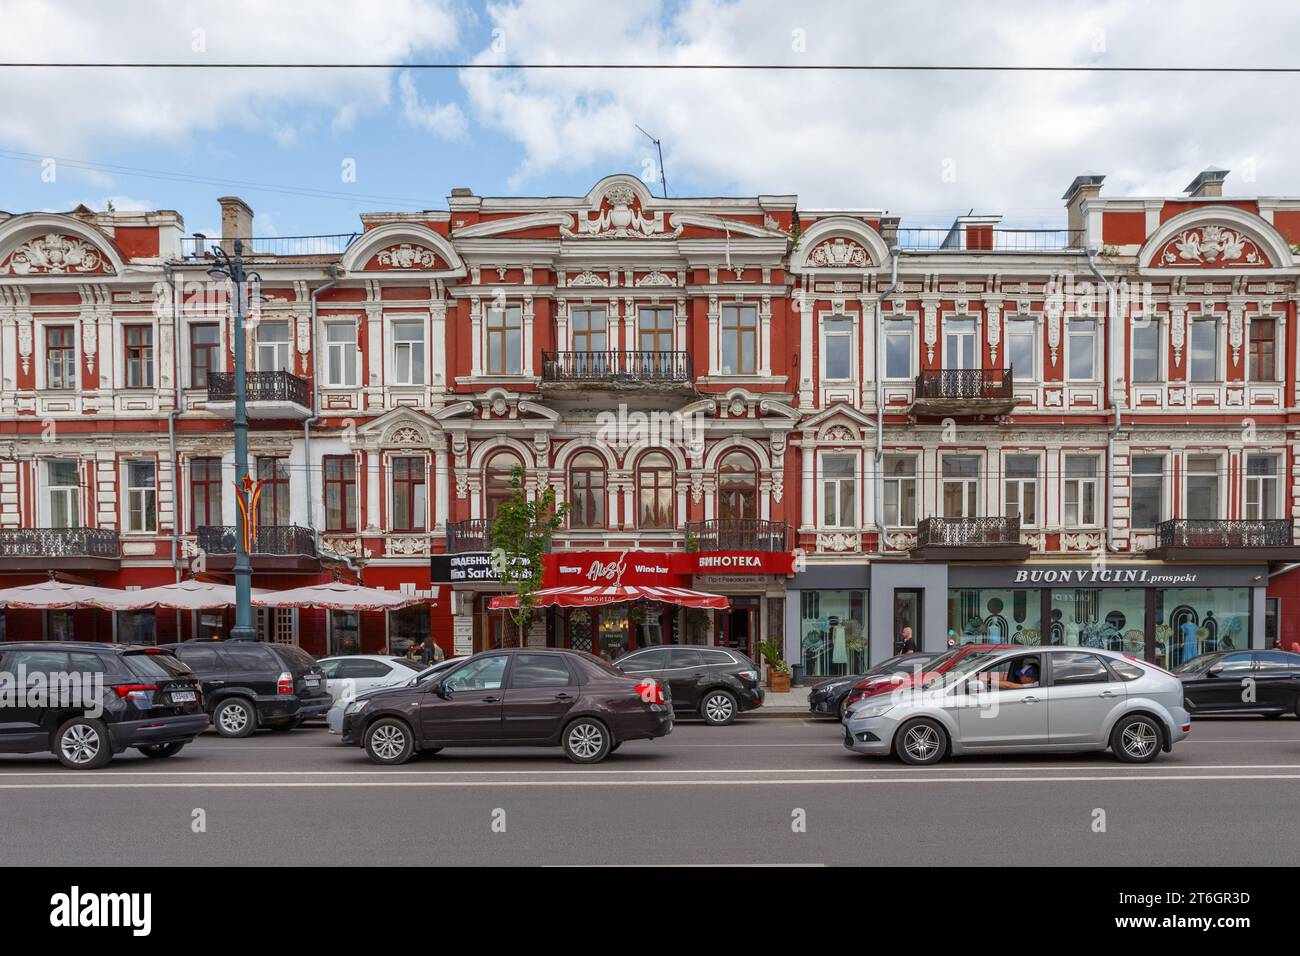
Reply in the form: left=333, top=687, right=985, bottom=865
left=319, top=655, right=425, bottom=705
left=325, top=657, right=459, bottom=734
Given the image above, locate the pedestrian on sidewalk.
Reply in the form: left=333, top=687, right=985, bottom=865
left=897, top=625, right=916, bottom=655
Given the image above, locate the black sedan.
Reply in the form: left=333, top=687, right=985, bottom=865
left=807, top=652, right=941, bottom=719
left=1177, top=650, right=1300, bottom=717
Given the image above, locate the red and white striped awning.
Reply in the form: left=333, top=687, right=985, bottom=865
left=489, top=585, right=729, bottom=611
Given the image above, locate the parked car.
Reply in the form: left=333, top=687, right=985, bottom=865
left=843, top=646, right=1190, bottom=765
left=841, top=643, right=1014, bottom=715
left=614, top=646, right=763, bottom=725
left=327, top=657, right=460, bottom=734
left=159, top=640, right=331, bottom=737
left=1177, top=649, right=1300, bottom=717
left=343, top=648, right=673, bottom=765
left=808, top=652, right=942, bottom=719
left=0, top=642, right=208, bottom=769
left=319, top=654, right=424, bottom=703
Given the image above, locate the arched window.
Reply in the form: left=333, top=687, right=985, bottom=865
left=717, top=451, right=758, bottom=520
left=569, top=452, right=606, bottom=528
left=483, top=452, right=520, bottom=522
left=637, top=452, right=674, bottom=528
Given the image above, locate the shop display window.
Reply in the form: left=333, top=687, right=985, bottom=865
left=1047, top=588, right=1145, bottom=653
left=948, top=589, right=1042, bottom=644
left=799, top=590, right=867, bottom=677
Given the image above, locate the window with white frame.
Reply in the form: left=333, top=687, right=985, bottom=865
left=820, top=454, right=856, bottom=528
left=390, top=319, right=425, bottom=386
left=255, top=320, right=290, bottom=372
left=1005, top=318, right=1037, bottom=380
left=1066, top=318, right=1096, bottom=381
left=719, top=303, right=758, bottom=375
left=46, top=459, right=80, bottom=528
left=1130, top=318, right=1160, bottom=383
left=822, top=315, right=853, bottom=380
left=325, top=322, right=357, bottom=387
left=883, top=318, right=913, bottom=380
left=1063, top=454, right=1099, bottom=527
left=1003, top=455, right=1039, bottom=527
left=1245, top=454, right=1280, bottom=521
left=883, top=455, right=917, bottom=526
left=1189, top=318, right=1219, bottom=382
left=1185, top=454, right=1221, bottom=520
left=123, top=460, right=157, bottom=533
left=944, top=317, right=978, bottom=370
left=941, top=455, right=980, bottom=518
left=486, top=304, right=523, bottom=375
left=1130, top=455, right=1164, bottom=529
left=123, top=324, right=154, bottom=388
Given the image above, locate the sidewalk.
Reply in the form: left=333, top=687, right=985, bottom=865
left=753, top=684, right=813, bottom=718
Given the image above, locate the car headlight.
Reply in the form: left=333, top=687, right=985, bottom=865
left=846, top=702, right=894, bottom=720
left=345, top=699, right=370, bottom=715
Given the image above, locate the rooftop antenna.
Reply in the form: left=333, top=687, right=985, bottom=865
left=635, top=124, right=669, bottom=198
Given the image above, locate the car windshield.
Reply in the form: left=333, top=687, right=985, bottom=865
left=411, top=659, right=458, bottom=684
left=1174, top=654, right=1221, bottom=674
left=923, top=651, right=997, bottom=688
left=392, top=659, right=423, bottom=672
left=122, top=650, right=192, bottom=679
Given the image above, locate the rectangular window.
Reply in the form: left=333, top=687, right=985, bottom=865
left=573, top=307, right=609, bottom=353
left=1245, top=454, right=1280, bottom=521
left=46, top=459, right=80, bottom=528
left=820, top=454, right=856, bottom=528
left=941, top=456, right=980, bottom=518
left=719, top=303, right=758, bottom=375
left=799, top=589, right=868, bottom=677
left=637, top=307, right=673, bottom=353
left=944, top=318, right=977, bottom=370
left=123, top=460, right=157, bottom=533
left=391, top=457, right=426, bottom=532
left=325, top=322, right=356, bottom=387
left=1130, top=455, right=1164, bottom=529
left=1067, top=318, right=1095, bottom=380
left=823, top=316, right=853, bottom=380
left=116, top=610, right=156, bottom=646
left=1189, top=318, right=1218, bottom=382
left=882, top=456, right=917, bottom=527
left=1132, top=319, right=1161, bottom=383
left=1063, top=455, right=1099, bottom=527
left=486, top=304, right=523, bottom=375
left=190, top=457, right=222, bottom=530
left=1248, top=318, right=1276, bottom=382
left=255, top=320, right=290, bottom=372
left=1004, top=455, right=1038, bottom=527
left=884, top=318, right=913, bottom=379
left=391, top=319, right=425, bottom=385
left=124, top=325, right=154, bottom=388
left=324, top=456, right=357, bottom=532
left=45, top=325, right=77, bottom=389
left=189, top=323, right=220, bottom=388
left=256, top=457, right=290, bottom=527
left=1005, top=318, right=1036, bottom=379
left=1186, top=454, right=1220, bottom=520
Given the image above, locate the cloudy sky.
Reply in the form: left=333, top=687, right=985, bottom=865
left=1, top=0, right=1298, bottom=237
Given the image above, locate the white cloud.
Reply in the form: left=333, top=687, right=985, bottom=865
left=460, top=0, right=1300, bottom=223
left=398, top=71, right=468, bottom=139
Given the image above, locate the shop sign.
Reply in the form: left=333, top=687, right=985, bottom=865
left=430, top=551, right=530, bottom=584
left=949, top=564, right=1265, bottom=589
left=452, top=616, right=473, bottom=656
left=543, top=551, right=691, bottom=588
left=673, top=550, right=795, bottom=576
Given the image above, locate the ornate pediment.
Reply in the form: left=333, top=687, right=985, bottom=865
left=368, top=243, right=446, bottom=270
left=562, top=179, right=682, bottom=240
left=807, top=238, right=872, bottom=268
left=0, top=233, right=113, bottom=275
left=1154, top=224, right=1269, bottom=268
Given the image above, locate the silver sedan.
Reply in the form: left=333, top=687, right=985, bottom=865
left=843, top=646, right=1190, bottom=765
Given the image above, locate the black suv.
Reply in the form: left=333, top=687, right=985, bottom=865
left=0, top=642, right=208, bottom=769
left=159, top=640, right=330, bottom=737
left=614, top=646, right=763, bottom=725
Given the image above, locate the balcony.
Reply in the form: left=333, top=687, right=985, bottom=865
left=1147, top=519, right=1300, bottom=562
left=195, top=524, right=319, bottom=571
left=540, top=351, right=692, bottom=391
left=446, top=519, right=491, bottom=554
left=909, top=368, right=1019, bottom=417
left=206, top=370, right=312, bottom=419
left=0, top=527, right=121, bottom=571
left=911, top=516, right=1030, bottom=561
left=686, top=519, right=790, bottom=554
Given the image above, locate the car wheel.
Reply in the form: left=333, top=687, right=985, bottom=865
left=139, top=742, right=186, bottom=759
left=894, top=718, right=947, bottom=766
left=563, top=718, right=611, bottom=764
left=365, top=718, right=414, bottom=765
left=54, top=717, right=113, bottom=770
left=213, top=698, right=257, bottom=738
left=1111, top=714, right=1162, bottom=763
left=700, top=690, right=737, bottom=726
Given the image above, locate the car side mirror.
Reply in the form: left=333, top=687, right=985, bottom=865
left=436, top=682, right=453, bottom=700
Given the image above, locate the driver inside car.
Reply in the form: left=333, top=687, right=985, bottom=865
left=994, top=657, right=1040, bottom=690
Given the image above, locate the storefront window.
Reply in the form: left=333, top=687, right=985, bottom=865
left=800, top=590, right=867, bottom=677
left=1157, top=587, right=1250, bottom=669
left=1048, top=588, right=1144, bottom=653
left=329, top=611, right=361, bottom=656
left=598, top=605, right=629, bottom=660
left=949, top=589, right=1042, bottom=644
left=389, top=606, right=430, bottom=656
left=116, top=610, right=156, bottom=645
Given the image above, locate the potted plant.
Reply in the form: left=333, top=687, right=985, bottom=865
left=758, top=639, right=792, bottom=692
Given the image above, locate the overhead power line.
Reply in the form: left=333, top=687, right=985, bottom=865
left=0, top=62, right=1298, bottom=73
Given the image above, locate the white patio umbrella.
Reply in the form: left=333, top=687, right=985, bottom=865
left=0, top=579, right=125, bottom=610
left=88, top=580, right=269, bottom=611
left=251, top=581, right=428, bottom=611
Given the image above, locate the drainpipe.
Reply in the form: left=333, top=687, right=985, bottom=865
left=875, top=246, right=901, bottom=551
left=1086, top=248, right=1119, bottom=553
left=163, top=263, right=183, bottom=635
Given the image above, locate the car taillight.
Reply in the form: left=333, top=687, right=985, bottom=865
left=737, top=670, right=757, bottom=682
left=634, top=679, right=664, bottom=705
left=277, top=671, right=294, bottom=695
left=112, top=684, right=158, bottom=698
left=845, top=689, right=866, bottom=707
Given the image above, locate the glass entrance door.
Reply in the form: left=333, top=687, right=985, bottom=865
left=894, top=589, right=923, bottom=652
left=718, top=596, right=760, bottom=660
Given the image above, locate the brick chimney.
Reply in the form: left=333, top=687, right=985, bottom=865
left=1062, top=174, right=1105, bottom=239
left=1185, top=167, right=1229, bottom=198
left=218, top=196, right=253, bottom=254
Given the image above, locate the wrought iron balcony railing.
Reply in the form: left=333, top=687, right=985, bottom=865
left=195, top=524, right=318, bottom=558
left=917, top=516, right=1021, bottom=548
left=686, top=518, right=790, bottom=553
left=207, top=370, right=310, bottom=407
left=541, top=350, right=692, bottom=384
left=446, top=518, right=491, bottom=554
left=0, top=527, right=120, bottom=559
left=915, top=368, right=1014, bottom=400
left=1155, top=519, right=1293, bottom=549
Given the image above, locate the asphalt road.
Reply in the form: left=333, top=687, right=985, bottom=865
left=3, top=715, right=1299, bottom=866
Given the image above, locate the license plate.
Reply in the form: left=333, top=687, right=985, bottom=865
left=305, top=677, right=321, bottom=687
left=171, top=690, right=196, bottom=703
left=650, top=703, right=662, bottom=712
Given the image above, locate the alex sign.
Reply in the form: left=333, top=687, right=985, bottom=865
left=542, top=549, right=794, bottom=587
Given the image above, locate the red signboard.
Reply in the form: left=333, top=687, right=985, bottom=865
left=673, top=550, right=796, bottom=576
left=543, top=549, right=795, bottom=587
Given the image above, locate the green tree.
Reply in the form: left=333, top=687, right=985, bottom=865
left=489, top=465, right=568, bottom=647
